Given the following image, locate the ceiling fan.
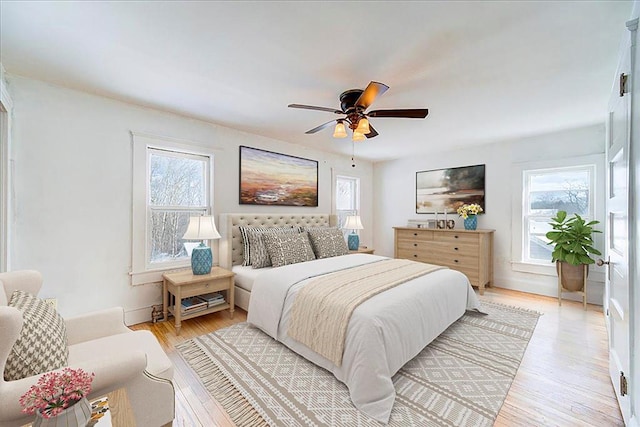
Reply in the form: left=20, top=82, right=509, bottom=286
left=288, top=81, right=429, bottom=141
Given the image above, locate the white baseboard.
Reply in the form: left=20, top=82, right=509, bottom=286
left=492, top=275, right=604, bottom=305
left=124, top=306, right=153, bottom=326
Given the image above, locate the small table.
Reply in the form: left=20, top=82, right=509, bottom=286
left=163, top=267, right=235, bottom=335
left=349, top=247, right=375, bottom=254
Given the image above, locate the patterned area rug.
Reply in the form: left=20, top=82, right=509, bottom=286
left=177, top=301, right=540, bottom=426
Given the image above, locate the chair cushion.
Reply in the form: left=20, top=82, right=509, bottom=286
left=4, top=290, right=68, bottom=381
left=68, top=330, right=173, bottom=381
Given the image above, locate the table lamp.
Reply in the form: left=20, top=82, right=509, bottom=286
left=344, top=215, right=364, bottom=251
left=183, top=216, right=221, bottom=275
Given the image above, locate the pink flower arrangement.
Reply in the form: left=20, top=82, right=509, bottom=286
left=19, top=368, right=94, bottom=418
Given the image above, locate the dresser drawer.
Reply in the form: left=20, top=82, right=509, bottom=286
left=428, top=241, right=479, bottom=257
left=433, top=232, right=478, bottom=244
left=396, top=229, right=434, bottom=242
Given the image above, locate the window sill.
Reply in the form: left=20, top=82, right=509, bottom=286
left=511, top=261, right=557, bottom=277
left=511, top=261, right=605, bottom=283
left=130, top=264, right=191, bottom=286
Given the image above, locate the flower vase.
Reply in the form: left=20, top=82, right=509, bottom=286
left=33, top=397, right=91, bottom=427
left=463, top=215, right=478, bottom=230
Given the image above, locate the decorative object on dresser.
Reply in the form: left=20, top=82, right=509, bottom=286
left=457, top=203, right=484, bottom=230
left=343, top=215, right=364, bottom=250
left=239, top=146, right=318, bottom=207
left=182, top=215, right=221, bottom=275
left=416, top=164, right=485, bottom=214
left=394, top=227, right=494, bottom=294
left=162, top=267, right=235, bottom=335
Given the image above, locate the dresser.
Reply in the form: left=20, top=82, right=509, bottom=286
left=393, top=227, right=494, bottom=294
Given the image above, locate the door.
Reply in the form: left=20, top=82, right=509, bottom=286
left=604, top=39, right=631, bottom=424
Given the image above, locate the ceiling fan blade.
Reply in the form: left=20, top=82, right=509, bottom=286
left=288, top=104, right=343, bottom=114
left=355, top=81, right=389, bottom=110
left=365, top=125, right=379, bottom=139
left=367, top=109, right=429, bottom=119
left=305, top=119, right=338, bottom=134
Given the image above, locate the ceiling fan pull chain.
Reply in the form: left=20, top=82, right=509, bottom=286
left=352, top=141, right=356, bottom=168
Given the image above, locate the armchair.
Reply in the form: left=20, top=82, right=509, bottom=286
left=0, top=271, right=175, bottom=427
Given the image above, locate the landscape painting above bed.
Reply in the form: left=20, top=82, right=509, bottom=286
left=416, top=164, right=485, bottom=214
left=239, top=146, right=318, bottom=206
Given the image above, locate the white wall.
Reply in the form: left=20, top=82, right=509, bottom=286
left=373, top=124, right=607, bottom=303
left=6, top=76, right=373, bottom=323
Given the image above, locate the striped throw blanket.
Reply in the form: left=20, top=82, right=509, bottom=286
left=287, top=258, right=445, bottom=366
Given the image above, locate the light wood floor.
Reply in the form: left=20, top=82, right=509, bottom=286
left=131, top=288, right=623, bottom=426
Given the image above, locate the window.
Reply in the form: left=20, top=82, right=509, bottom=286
left=335, top=175, right=360, bottom=233
left=131, top=132, right=214, bottom=285
left=522, top=165, right=595, bottom=264
left=148, top=149, right=209, bottom=267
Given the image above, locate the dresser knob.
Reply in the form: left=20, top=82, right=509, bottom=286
left=414, top=254, right=418, bottom=257
left=414, top=243, right=417, bottom=247
left=454, top=247, right=459, bottom=251
left=454, top=235, right=459, bottom=239
left=454, top=259, right=459, bottom=263
left=413, top=233, right=418, bottom=236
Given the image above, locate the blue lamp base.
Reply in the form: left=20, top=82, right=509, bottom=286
left=348, top=233, right=360, bottom=251
left=191, top=242, right=212, bottom=275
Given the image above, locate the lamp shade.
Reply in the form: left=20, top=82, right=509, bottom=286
left=355, top=118, right=370, bottom=135
left=352, top=131, right=366, bottom=142
left=344, top=215, right=364, bottom=230
left=183, top=216, right=221, bottom=240
left=333, top=121, right=347, bottom=138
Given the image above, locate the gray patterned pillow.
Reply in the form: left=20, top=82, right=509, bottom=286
left=263, top=232, right=316, bottom=268
left=306, top=227, right=349, bottom=259
left=4, top=290, right=68, bottom=381
left=239, top=226, right=299, bottom=266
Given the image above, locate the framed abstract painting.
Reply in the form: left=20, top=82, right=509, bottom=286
left=239, top=146, right=318, bottom=206
left=416, top=164, right=485, bottom=214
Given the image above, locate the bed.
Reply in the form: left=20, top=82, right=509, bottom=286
left=218, top=213, right=480, bottom=424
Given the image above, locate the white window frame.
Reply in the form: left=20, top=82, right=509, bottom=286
left=334, top=174, right=360, bottom=231
left=131, top=132, right=215, bottom=285
left=511, top=153, right=604, bottom=276
left=0, top=69, right=13, bottom=272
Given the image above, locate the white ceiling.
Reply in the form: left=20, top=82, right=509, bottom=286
left=0, top=1, right=633, bottom=161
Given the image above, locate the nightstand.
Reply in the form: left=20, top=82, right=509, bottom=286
left=349, top=247, right=375, bottom=255
left=162, top=267, right=234, bottom=335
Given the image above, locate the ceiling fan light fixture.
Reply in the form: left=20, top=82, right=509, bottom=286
left=355, top=118, right=370, bottom=135
left=333, top=121, right=347, bottom=138
left=352, top=131, right=366, bottom=142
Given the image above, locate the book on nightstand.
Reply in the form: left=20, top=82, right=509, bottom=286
left=180, top=296, right=207, bottom=314
left=198, top=292, right=226, bottom=307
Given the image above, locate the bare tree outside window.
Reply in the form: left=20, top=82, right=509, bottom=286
left=148, top=150, right=209, bottom=265
left=523, top=167, right=593, bottom=263
left=336, top=176, right=359, bottom=238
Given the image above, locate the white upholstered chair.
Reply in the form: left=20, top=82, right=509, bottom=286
left=0, top=270, right=175, bottom=427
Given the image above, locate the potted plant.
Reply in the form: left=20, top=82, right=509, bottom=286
left=545, top=210, right=601, bottom=291
left=20, top=367, right=94, bottom=427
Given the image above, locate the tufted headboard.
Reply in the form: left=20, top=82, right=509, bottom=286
left=218, top=213, right=338, bottom=269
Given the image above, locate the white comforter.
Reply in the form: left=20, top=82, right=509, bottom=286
left=247, top=254, right=481, bottom=424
